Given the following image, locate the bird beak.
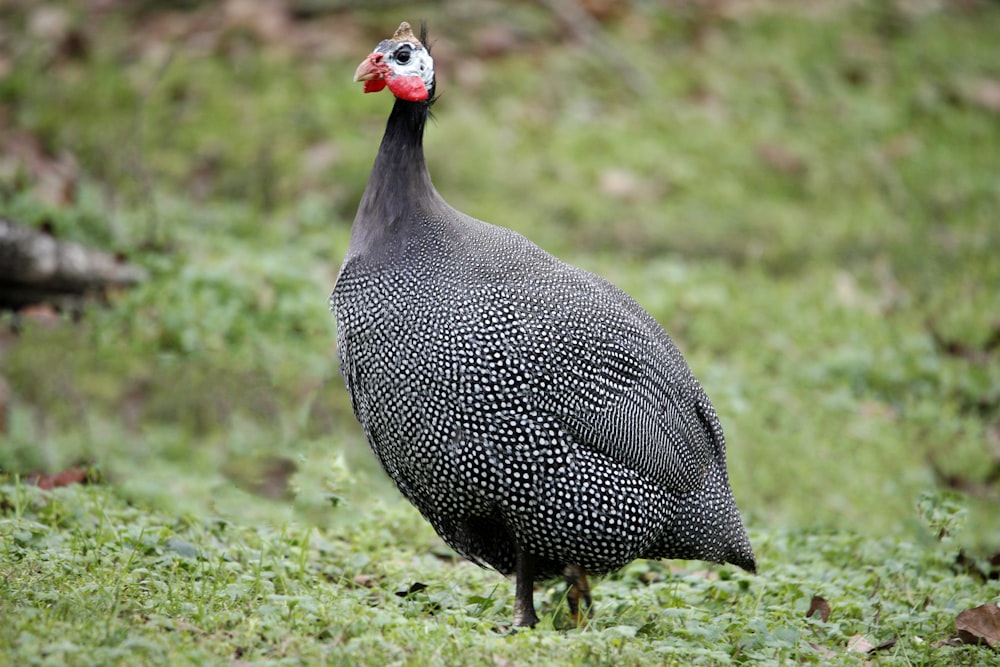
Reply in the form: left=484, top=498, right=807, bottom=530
left=354, top=52, right=388, bottom=94
left=354, top=52, right=383, bottom=82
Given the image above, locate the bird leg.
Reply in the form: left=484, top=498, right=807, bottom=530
left=564, top=564, right=593, bottom=626
left=513, top=547, right=539, bottom=628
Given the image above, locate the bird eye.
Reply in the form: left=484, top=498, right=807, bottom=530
left=395, top=46, right=411, bottom=64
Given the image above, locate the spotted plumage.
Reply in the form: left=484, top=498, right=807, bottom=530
left=332, top=22, right=755, bottom=627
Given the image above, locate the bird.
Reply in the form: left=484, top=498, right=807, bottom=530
left=331, top=21, right=755, bottom=628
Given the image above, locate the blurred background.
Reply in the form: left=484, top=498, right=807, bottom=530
left=1, top=0, right=998, bottom=555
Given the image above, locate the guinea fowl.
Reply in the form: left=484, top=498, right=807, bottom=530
left=331, top=22, right=755, bottom=628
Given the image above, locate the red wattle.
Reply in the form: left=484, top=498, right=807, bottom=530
left=364, top=79, right=387, bottom=94
left=387, top=75, right=428, bottom=102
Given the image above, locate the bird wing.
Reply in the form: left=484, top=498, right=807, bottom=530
left=514, top=268, right=721, bottom=494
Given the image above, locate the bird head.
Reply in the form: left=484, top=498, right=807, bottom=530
left=354, top=22, right=434, bottom=102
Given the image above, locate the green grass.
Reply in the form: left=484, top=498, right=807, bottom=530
left=1, top=482, right=994, bottom=665
left=2, top=1, right=999, bottom=664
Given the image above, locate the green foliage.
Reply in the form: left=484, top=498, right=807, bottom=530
left=1, top=482, right=997, bottom=665
left=1, top=1, right=999, bottom=664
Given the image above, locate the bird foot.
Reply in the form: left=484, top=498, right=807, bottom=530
left=565, top=564, right=594, bottom=627
left=513, top=599, right=539, bottom=628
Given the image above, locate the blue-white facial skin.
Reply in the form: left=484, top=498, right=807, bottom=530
left=376, top=40, right=435, bottom=91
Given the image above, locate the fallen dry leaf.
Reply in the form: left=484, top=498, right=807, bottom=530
left=847, top=634, right=875, bottom=654
left=806, top=595, right=831, bottom=622
left=756, top=143, right=808, bottom=176
left=955, top=603, right=1000, bottom=648
left=27, top=466, right=91, bottom=490
left=846, top=634, right=897, bottom=655
left=873, top=637, right=898, bottom=652
left=19, top=304, right=62, bottom=327
left=395, top=581, right=429, bottom=598
left=807, top=641, right=837, bottom=658
left=967, top=78, right=1000, bottom=115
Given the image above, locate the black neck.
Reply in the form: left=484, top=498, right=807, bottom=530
left=349, top=97, right=443, bottom=259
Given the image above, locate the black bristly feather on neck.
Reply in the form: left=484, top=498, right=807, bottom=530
left=348, top=22, right=442, bottom=262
